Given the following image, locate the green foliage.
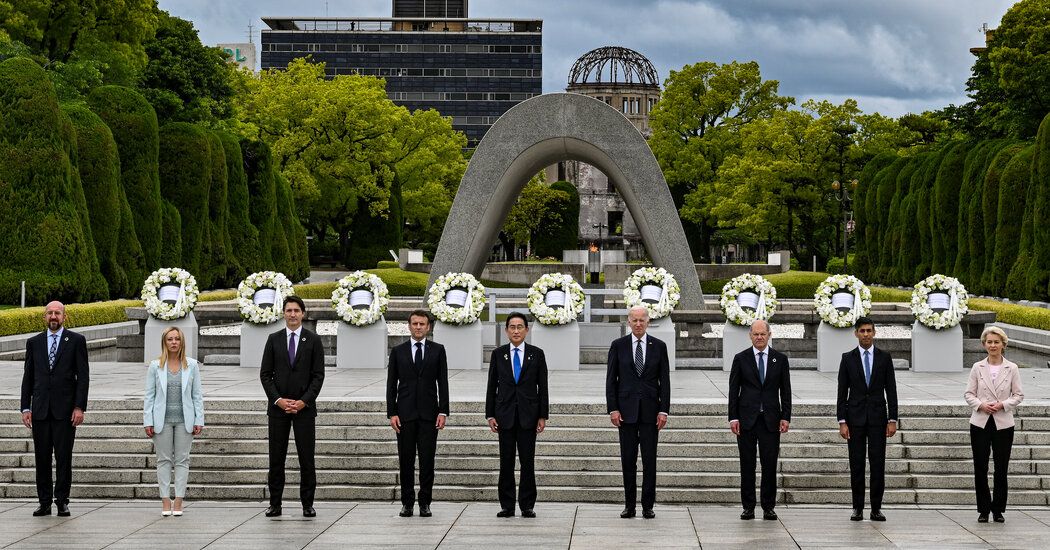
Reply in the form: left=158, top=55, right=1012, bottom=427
left=269, top=173, right=293, bottom=277
left=954, top=141, right=999, bottom=284
left=980, top=143, right=1025, bottom=292
left=376, top=260, right=400, bottom=269
left=970, top=298, right=1050, bottom=331
left=931, top=141, right=970, bottom=274
left=241, top=138, right=276, bottom=269
left=63, top=103, right=145, bottom=297
left=218, top=131, right=260, bottom=275
left=852, top=153, right=896, bottom=280
left=204, top=131, right=237, bottom=287
left=0, top=57, right=107, bottom=304
left=137, top=11, right=237, bottom=125
left=533, top=181, right=580, bottom=258
left=87, top=85, right=162, bottom=268
left=276, top=173, right=310, bottom=281
left=0, top=299, right=141, bottom=337
left=872, top=158, right=905, bottom=284
left=825, top=255, right=856, bottom=275
left=991, top=144, right=1036, bottom=297
left=158, top=199, right=182, bottom=267
left=895, top=157, right=925, bottom=285
left=1028, top=114, right=1050, bottom=299
left=158, top=122, right=210, bottom=280
left=702, top=271, right=830, bottom=299
left=502, top=175, right=571, bottom=253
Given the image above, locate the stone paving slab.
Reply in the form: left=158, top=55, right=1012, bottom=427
left=0, top=501, right=1049, bottom=549
left=2, top=361, right=1049, bottom=405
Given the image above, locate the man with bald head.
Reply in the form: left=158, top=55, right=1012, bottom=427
left=728, top=319, right=791, bottom=520
left=606, top=305, right=670, bottom=519
left=20, top=301, right=90, bottom=517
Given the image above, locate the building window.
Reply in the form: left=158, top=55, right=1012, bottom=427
left=622, top=98, right=629, bottom=113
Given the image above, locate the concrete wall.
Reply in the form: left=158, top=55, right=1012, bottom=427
left=605, top=262, right=787, bottom=288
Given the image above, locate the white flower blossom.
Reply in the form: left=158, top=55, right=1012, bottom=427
left=427, top=272, right=487, bottom=325
left=527, top=273, right=585, bottom=326
left=332, top=271, right=390, bottom=326
left=911, top=274, right=969, bottom=329
left=720, top=273, right=779, bottom=326
left=237, top=271, right=295, bottom=325
left=141, top=268, right=200, bottom=321
left=623, top=267, right=680, bottom=320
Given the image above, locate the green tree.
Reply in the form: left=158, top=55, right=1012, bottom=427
left=853, top=153, right=896, bottom=280
left=533, top=181, right=580, bottom=259
left=991, top=144, right=1036, bottom=296
left=203, top=131, right=236, bottom=286
left=158, top=122, right=210, bottom=280
left=1027, top=113, right=1050, bottom=298
left=218, top=131, right=260, bottom=276
left=0, top=57, right=106, bottom=303
left=648, top=60, right=793, bottom=260
left=87, top=85, right=163, bottom=268
left=158, top=199, right=182, bottom=267
left=931, top=141, right=970, bottom=274
left=501, top=175, right=571, bottom=257
left=137, top=11, right=237, bottom=125
left=895, top=157, right=925, bottom=284
left=241, top=138, right=276, bottom=269
left=980, top=143, right=1025, bottom=293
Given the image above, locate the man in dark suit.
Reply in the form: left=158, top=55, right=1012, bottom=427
left=260, top=295, right=325, bottom=518
left=728, top=319, right=791, bottom=520
left=837, top=316, right=898, bottom=522
left=606, top=305, right=670, bottom=519
left=387, top=309, right=450, bottom=518
left=485, top=312, right=549, bottom=518
left=20, top=301, right=89, bottom=517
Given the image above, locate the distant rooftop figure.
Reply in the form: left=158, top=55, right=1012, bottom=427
left=568, top=46, right=659, bottom=89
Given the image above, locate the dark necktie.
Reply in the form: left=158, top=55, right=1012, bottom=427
left=513, top=348, right=522, bottom=383
left=414, top=342, right=423, bottom=366
left=864, top=350, right=871, bottom=387
left=288, top=332, right=297, bottom=367
left=634, top=339, right=644, bottom=377
left=758, top=351, right=766, bottom=385
left=48, top=334, right=57, bottom=370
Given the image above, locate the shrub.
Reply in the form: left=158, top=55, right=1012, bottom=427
left=1029, top=113, right=1050, bottom=300
left=159, top=200, right=183, bottom=267
left=826, top=254, right=856, bottom=275
left=992, top=144, right=1036, bottom=297
left=981, top=143, right=1025, bottom=293
left=219, top=131, right=259, bottom=277
left=275, top=173, right=309, bottom=282
left=0, top=300, right=143, bottom=337
left=932, top=141, right=969, bottom=274
left=376, top=260, right=400, bottom=269
left=853, top=153, right=897, bottom=280
left=158, top=122, right=211, bottom=281
left=0, top=57, right=107, bottom=305
left=204, top=131, right=237, bottom=287
left=87, top=85, right=163, bottom=269
left=533, top=180, right=580, bottom=258
left=242, top=138, right=276, bottom=269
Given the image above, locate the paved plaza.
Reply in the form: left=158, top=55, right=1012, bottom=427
left=3, top=500, right=1050, bottom=549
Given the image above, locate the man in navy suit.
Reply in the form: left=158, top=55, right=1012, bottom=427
left=260, top=296, right=326, bottom=518
left=728, top=319, right=791, bottom=520
left=837, top=316, right=898, bottom=522
left=20, top=301, right=89, bottom=517
left=485, top=312, right=549, bottom=518
left=387, top=310, right=449, bottom=518
left=606, top=305, right=670, bottom=519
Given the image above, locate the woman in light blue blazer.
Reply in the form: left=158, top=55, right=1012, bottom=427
left=143, top=326, right=204, bottom=516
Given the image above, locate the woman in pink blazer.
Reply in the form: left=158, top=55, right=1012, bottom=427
left=964, top=326, right=1024, bottom=524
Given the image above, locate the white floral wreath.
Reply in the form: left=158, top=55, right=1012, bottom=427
left=237, top=271, right=295, bottom=325
left=814, top=274, right=872, bottom=328
left=720, top=273, right=778, bottom=326
left=527, top=273, right=585, bottom=326
left=623, top=267, right=681, bottom=320
left=332, top=271, right=390, bottom=326
left=142, top=268, right=200, bottom=321
left=911, top=274, right=969, bottom=329
left=427, top=272, right=487, bottom=325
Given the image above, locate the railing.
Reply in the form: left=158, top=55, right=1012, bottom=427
left=485, top=288, right=626, bottom=322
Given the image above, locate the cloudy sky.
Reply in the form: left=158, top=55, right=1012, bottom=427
left=159, top=0, right=1015, bottom=117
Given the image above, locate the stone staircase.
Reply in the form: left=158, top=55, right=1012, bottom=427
left=2, top=399, right=1049, bottom=506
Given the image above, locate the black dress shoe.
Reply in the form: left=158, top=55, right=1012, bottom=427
left=763, top=509, right=778, bottom=520
left=32, top=505, right=51, bottom=517
left=850, top=509, right=863, bottom=521
left=399, top=505, right=413, bottom=517
left=522, top=509, right=536, bottom=518
left=302, top=506, right=316, bottom=518
left=869, top=510, right=886, bottom=522
left=642, top=508, right=656, bottom=519
left=419, top=504, right=432, bottom=517
left=620, top=508, right=636, bottom=519
left=740, top=509, right=755, bottom=520
left=496, top=508, right=515, bottom=518
left=264, top=506, right=282, bottom=517
left=56, top=502, right=70, bottom=517
left=978, top=513, right=989, bottom=523
left=993, top=512, right=1005, bottom=523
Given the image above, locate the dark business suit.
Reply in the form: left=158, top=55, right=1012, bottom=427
left=260, top=327, right=325, bottom=508
left=837, top=346, right=898, bottom=512
left=485, top=343, right=549, bottom=512
left=606, top=334, right=671, bottom=511
left=20, top=329, right=89, bottom=506
left=386, top=339, right=450, bottom=508
left=728, top=346, right=792, bottom=512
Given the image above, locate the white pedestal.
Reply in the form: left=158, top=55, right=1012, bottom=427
left=530, top=322, right=580, bottom=370
left=336, top=317, right=388, bottom=369
left=817, top=322, right=857, bottom=373
left=625, top=318, right=676, bottom=371
left=722, top=322, right=752, bottom=371
left=911, top=322, right=963, bottom=372
left=433, top=321, right=483, bottom=370
left=240, top=320, right=281, bottom=368
left=144, top=313, right=198, bottom=363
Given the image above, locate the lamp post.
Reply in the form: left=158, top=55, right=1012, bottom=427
left=590, top=222, right=608, bottom=284
left=830, top=179, right=858, bottom=271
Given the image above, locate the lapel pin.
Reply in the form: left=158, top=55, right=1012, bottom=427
left=503, top=353, right=508, bottom=360
left=64, top=337, right=69, bottom=342
left=528, top=355, right=533, bottom=361
left=300, top=337, right=306, bottom=342
left=772, top=358, right=776, bottom=363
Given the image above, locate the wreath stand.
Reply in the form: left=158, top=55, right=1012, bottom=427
left=240, top=319, right=280, bottom=368
left=337, top=316, right=388, bottom=369
left=145, top=313, right=198, bottom=363
left=433, top=320, right=483, bottom=370
left=817, top=322, right=856, bottom=373
left=911, top=322, right=963, bottom=372
left=530, top=322, right=580, bottom=370
left=722, top=322, right=752, bottom=371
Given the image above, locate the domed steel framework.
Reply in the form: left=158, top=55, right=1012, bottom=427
left=568, top=46, right=659, bottom=88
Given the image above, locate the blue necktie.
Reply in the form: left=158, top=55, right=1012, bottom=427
left=758, top=351, right=766, bottom=385
left=513, top=348, right=522, bottom=383
left=288, top=332, right=297, bottom=367
left=48, top=334, right=57, bottom=370
left=864, top=350, right=872, bottom=387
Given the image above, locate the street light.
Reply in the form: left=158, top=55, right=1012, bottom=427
left=830, top=179, right=858, bottom=271
left=590, top=222, right=608, bottom=284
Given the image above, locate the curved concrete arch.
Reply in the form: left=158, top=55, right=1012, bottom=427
left=431, top=92, right=704, bottom=310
